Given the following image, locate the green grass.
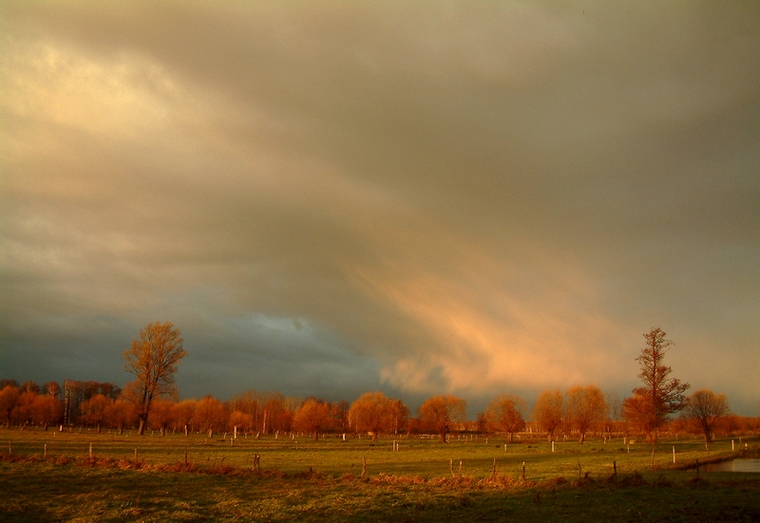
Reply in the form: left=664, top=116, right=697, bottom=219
left=2, top=428, right=759, bottom=522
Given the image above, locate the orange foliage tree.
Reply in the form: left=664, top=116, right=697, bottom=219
left=683, top=389, right=730, bottom=445
left=228, top=390, right=260, bottom=432
left=194, top=396, right=228, bottom=437
left=532, top=389, right=564, bottom=442
left=418, top=395, right=467, bottom=443
left=293, top=398, right=333, bottom=440
left=80, top=394, right=110, bottom=433
left=261, top=394, right=295, bottom=434
left=349, top=392, right=400, bottom=441
left=105, top=398, right=137, bottom=434
left=229, top=410, right=254, bottom=433
left=483, top=394, right=526, bottom=442
left=172, top=399, right=197, bottom=436
left=149, top=398, right=176, bottom=436
left=31, top=394, right=62, bottom=431
left=566, top=385, right=607, bottom=443
left=0, top=385, right=19, bottom=429
left=12, top=389, right=37, bottom=427
left=391, top=399, right=410, bottom=434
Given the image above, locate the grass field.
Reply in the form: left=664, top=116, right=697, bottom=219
left=2, top=428, right=759, bottom=522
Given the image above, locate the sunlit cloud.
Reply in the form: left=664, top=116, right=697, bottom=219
left=1, top=1, right=758, bottom=413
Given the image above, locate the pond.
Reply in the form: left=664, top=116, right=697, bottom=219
left=704, top=459, right=760, bottom=473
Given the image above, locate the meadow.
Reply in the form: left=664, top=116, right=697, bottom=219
left=2, top=428, right=759, bottom=522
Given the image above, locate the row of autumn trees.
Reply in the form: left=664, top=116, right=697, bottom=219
left=2, top=325, right=754, bottom=443
left=0, top=377, right=752, bottom=444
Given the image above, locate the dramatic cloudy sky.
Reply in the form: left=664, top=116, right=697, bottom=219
left=2, top=2, right=758, bottom=414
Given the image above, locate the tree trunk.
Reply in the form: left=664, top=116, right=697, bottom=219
left=137, top=417, right=146, bottom=436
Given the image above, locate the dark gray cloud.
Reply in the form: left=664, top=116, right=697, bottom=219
left=1, top=1, right=759, bottom=413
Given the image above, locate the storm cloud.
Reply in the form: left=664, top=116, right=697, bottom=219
left=1, top=1, right=759, bottom=413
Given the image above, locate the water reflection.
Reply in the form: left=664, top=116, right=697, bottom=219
left=704, top=459, right=760, bottom=473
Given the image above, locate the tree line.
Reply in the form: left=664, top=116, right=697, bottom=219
left=2, top=324, right=757, bottom=443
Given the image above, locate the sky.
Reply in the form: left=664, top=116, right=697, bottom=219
left=1, top=1, right=759, bottom=416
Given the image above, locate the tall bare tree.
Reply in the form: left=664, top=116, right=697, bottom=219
left=623, top=327, right=689, bottom=442
left=44, top=381, right=61, bottom=399
left=124, top=321, right=186, bottom=435
left=683, top=389, right=729, bottom=446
